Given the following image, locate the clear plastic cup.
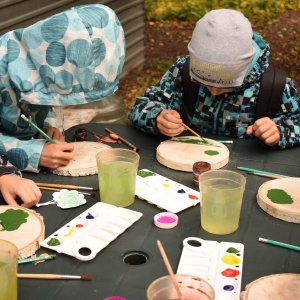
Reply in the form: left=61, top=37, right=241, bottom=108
left=147, top=274, right=215, bottom=300
left=200, top=170, right=246, bottom=235
left=0, top=239, right=18, bottom=300
left=97, top=149, right=140, bottom=207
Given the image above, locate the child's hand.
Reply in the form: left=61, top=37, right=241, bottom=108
left=0, top=175, right=42, bottom=208
left=156, top=109, right=185, bottom=136
left=246, top=117, right=280, bottom=146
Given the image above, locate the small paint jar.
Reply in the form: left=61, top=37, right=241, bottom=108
left=193, top=161, right=211, bottom=187
left=154, top=212, right=178, bottom=229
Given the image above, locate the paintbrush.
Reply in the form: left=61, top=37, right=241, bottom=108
left=105, top=128, right=139, bottom=152
left=39, top=186, right=96, bottom=197
left=21, top=114, right=56, bottom=144
left=17, top=274, right=92, bottom=280
left=246, top=171, right=284, bottom=179
left=237, top=166, right=288, bottom=178
left=36, top=183, right=99, bottom=191
left=160, top=107, right=208, bottom=144
left=157, top=240, right=184, bottom=300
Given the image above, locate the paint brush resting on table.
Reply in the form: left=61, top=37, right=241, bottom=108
left=17, top=274, right=92, bottom=280
left=18, top=254, right=56, bottom=264
left=38, top=186, right=95, bottom=197
left=36, top=183, right=98, bottom=191
left=105, top=127, right=139, bottom=152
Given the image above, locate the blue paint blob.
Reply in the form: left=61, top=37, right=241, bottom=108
left=223, top=285, right=234, bottom=291
left=177, top=189, right=186, bottom=194
left=86, top=213, right=94, bottom=219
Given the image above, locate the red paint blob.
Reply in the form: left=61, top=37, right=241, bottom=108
left=221, top=268, right=240, bottom=277
left=157, top=216, right=176, bottom=224
left=188, top=194, right=199, bottom=200
left=75, top=224, right=84, bottom=228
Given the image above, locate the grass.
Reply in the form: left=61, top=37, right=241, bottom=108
left=145, top=0, right=299, bottom=24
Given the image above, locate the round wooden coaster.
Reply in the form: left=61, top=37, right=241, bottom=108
left=0, top=206, right=45, bottom=259
left=241, top=273, right=300, bottom=300
left=156, top=136, right=229, bottom=172
left=257, top=177, right=300, bottom=223
left=49, top=141, right=112, bottom=176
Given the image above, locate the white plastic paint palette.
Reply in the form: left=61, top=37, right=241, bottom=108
left=41, top=202, right=143, bottom=261
left=135, top=169, right=200, bottom=213
left=177, top=237, right=244, bottom=300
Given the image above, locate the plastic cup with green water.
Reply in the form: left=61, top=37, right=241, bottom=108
left=96, top=149, right=140, bottom=207
left=199, top=170, right=246, bottom=235
left=0, top=239, right=18, bottom=300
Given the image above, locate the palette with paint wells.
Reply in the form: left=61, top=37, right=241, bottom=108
left=40, top=202, right=143, bottom=261
left=135, top=169, right=200, bottom=213
left=177, top=237, right=244, bottom=300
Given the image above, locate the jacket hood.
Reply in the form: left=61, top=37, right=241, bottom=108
left=0, top=4, right=126, bottom=106
left=243, top=30, right=270, bottom=85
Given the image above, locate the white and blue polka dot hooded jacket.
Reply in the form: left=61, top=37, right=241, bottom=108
left=0, top=4, right=126, bottom=172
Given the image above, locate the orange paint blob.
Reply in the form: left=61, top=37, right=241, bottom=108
left=221, top=268, right=240, bottom=277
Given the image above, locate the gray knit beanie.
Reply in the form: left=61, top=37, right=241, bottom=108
left=188, top=9, right=256, bottom=88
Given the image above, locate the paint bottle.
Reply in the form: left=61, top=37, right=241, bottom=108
left=193, top=161, right=211, bottom=187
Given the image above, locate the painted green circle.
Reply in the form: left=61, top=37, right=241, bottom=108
left=267, top=188, right=293, bottom=204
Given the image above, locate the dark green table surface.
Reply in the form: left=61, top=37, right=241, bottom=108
left=3, top=123, right=300, bottom=300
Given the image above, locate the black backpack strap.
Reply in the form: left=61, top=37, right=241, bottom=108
left=254, top=66, right=286, bottom=121
left=180, top=56, right=199, bottom=124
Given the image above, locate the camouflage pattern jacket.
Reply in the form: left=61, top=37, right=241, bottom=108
left=129, top=31, right=300, bottom=149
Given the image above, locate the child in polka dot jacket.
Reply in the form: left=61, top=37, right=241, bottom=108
left=0, top=4, right=126, bottom=172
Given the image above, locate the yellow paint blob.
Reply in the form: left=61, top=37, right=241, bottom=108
left=64, top=226, right=75, bottom=237
left=163, top=183, right=170, bottom=188
left=221, top=254, right=240, bottom=265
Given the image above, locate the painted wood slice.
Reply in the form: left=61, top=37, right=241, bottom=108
left=49, top=141, right=111, bottom=176
left=0, top=206, right=45, bottom=259
left=156, top=136, right=229, bottom=172
left=241, top=273, right=300, bottom=300
left=257, top=177, right=300, bottom=223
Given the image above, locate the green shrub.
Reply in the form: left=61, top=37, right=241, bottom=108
left=145, top=0, right=299, bottom=23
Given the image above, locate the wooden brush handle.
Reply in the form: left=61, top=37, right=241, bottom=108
left=36, top=183, right=79, bottom=189
left=17, top=274, right=61, bottom=280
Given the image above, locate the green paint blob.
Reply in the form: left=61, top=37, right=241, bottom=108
left=47, top=238, right=61, bottom=246
left=0, top=208, right=29, bottom=231
left=226, top=247, right=240, bottom=254
left=205, top=150, right=219, bottom=156
left=267, top=188, right=293, bottom=204
left=137, top=170, right=155, bottom=178
left=174, top=137, right=212, bottom=146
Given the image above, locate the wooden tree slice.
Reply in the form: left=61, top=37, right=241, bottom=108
left=0, top=206, right=45, bottom=259
left=241, top=273, right=300, bottom=300
left=49, top=141, right=111, bottom=176
left=257, top=178, right=300, bottom=223
left=156, top=136, right=229, bottom=172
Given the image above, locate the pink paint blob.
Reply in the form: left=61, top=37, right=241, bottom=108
left=157, top=216, right=176, bottom=224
